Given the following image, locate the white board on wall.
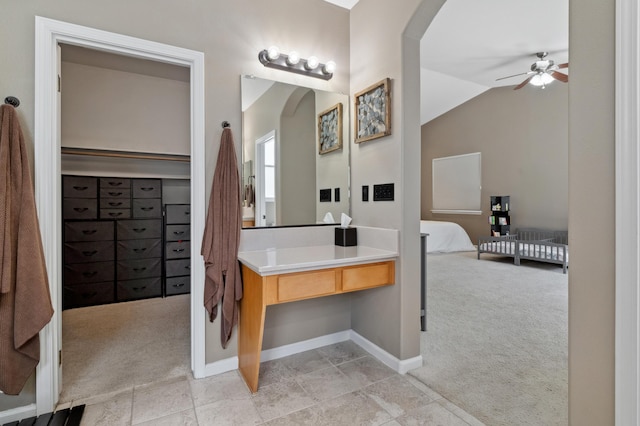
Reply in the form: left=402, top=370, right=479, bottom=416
left=432, top=152, right=482, bottom=214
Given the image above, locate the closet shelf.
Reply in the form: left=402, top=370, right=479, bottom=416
left=61, top=147, right=190, bottom=163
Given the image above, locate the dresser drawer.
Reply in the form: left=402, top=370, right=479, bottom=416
left=165, top=241, right=190, bottom=259
left=101, top=198, right=131, bottom=209
left=277, top=270, right=337, bottom=303
left=165, top=258, right=191, bottom=277
left=117, top=219, right=162, bottom=240
left=64, top=281, right=114, bottom=309
left=65, top=221, right=114, bottom=242
left=100, top=208, right=131, bottom=220
left=64, top=241, right=114, bottom=264
left=117, top=238, right=162, bottom=260
left=117, top=258, right=161, bottom=280
left=166, top=204, right=191, bottom=224
left=165, top=276, right=191, bottom=296
left=165, top=224, right=190, bottom=241
left=117, top=277, right=162, bottom=301
left=63, top=176, right=97, bottom=198
left=64, top=261, right=114, bottom=285
left=63, top=198, right=97, bottom=220
left=100, top=187, right=131, bottom=199
left=341, top=262, right=395, bottom=292
left=132, top=199, right=162, bottom=218
left=132, top=179, right=162, bottom=198
left=100, top=177, right=130, bottom=189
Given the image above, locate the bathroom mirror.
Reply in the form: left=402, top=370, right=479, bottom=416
left=241, top=75, right=350, bottom=228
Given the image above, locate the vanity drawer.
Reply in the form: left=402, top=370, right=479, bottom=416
left=64, top=241, right=114, bottom=264
left=64, top=261, right=114, bottom=285
left=165, top=258, right=191, bottom=277
left=65, top=221, right=114, bottom=242
left=132, top=198, right=162, bottom=218
left=100, top=187, right=131, bottom=199
left=165, top=241, right=190, bottom=259
left=64, top=281, right=114, bottom=309
left=165, top=276, right=191, bottom=296
left=100, top=177, right=130, bottom=189
left=63, top=176, right=97, bottom=198
left=165, top=224, right=190, bottom=241
left=100, top=208, right=131, bottom=220
left=341, top=261, right=395, bottom=292
left=117, top=219, right=162, bottom=240
left=117, top=277, right=162, bottom=301
left=277, top=270, right=337, bottom=303
left=132, top=179, right=162, bottom=198
left=117, top=238, right=162, bottom=260
left=63, top=198, right=97, bottom=220
left=117, top=258, right=161, bottom=280
left=101, top=198, right=131, bottom=209
left=166, top=204, right=190, bottom=224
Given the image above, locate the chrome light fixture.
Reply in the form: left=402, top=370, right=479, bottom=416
left=259, top=46, right=335, bottom=80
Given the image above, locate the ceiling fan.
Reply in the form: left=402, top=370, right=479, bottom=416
left=496, top=52, right=568, bottom=90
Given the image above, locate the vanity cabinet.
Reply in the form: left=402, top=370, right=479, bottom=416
left=62, top=175, right=165, bottom=309
left=163, top=204, right=191, bottom=296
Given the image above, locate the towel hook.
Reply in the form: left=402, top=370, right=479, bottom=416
left=221, top=121, right=230, bottom=128
left=4, top=96, right=20, bottom=108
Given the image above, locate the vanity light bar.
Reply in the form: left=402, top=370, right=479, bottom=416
left=258, top=47, right=335, bottom=80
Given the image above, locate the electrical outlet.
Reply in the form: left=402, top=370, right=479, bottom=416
left=362, top=185, right=369, bottom=202
left=373, top=183, right=394, bottom=201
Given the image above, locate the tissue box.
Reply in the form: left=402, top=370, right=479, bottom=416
left=335, top=227, right=357, bottom=247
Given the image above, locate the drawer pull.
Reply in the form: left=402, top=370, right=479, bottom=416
left=82, top=250, right=98, bottom=257
left=133, top=248, right=147, bottom=253
left=132, top=286, right=147, bottom=291
left=133, top=267, right=147, bottom=272
left=73, top=207, right=88, bottom=212
left=173, top=248, right=185, bottom=253
left=81, top=229, right=97, bottom=235
left=173, top=231, right=185, bottom=236
left=133, top=228, right=147, bottom=233
left=73, top=186, right=88, bottom=191
left=108, top=191, right=123, bottom=196
left=140, top=187, right=154, bottom=191
left=81, top=292, right=98, bottom=298
left=108, top=212, right=123, bottom=217
left=108, top=202, right=123, bottom=207
left=184, top=211, right=190, bottom=215
left=82, top=271, right=98, bottom=278
left=185, top=265, right=191, bottom=270
left=108, top=182, right=122, bottom=186
left=173, top=283, right=186, bottom=288
left=141, top=207, right=154, bottom=211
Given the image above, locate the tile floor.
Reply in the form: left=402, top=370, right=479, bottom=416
left=57, top=341, right=484, bottom=425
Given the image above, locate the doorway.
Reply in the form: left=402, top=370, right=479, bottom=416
left=254, top=130, right=276, bottom=227
left=34, top=17, right=206, bottom=413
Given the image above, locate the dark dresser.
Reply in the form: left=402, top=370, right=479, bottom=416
left=163, top=204, right=191, bottom=296
left=62, top=175, right=165, bottom=309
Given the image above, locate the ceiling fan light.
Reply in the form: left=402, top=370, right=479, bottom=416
left=530, top=73, right=554, bottom=87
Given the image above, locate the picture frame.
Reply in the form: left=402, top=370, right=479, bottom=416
left=354, top=78, right=391, bottom=144
left=318, top=103, right=343, bottom=155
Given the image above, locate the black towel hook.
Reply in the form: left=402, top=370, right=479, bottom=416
left=221, top=121, right=230, bottom=128
left=4, top=96, right=20, bottom=108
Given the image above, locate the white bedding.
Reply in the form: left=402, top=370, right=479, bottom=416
left=420, top=220, right=476, bottom=253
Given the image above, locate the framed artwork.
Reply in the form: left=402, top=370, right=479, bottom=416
left=318, top=103, right=343, bottom=154
left=354, top=78, right=391, bottom=144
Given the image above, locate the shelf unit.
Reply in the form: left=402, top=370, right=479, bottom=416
left=489, top=195, right=510, bottom=236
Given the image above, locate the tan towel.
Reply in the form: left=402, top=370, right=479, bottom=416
left=201, top=128, right=243, bottom=348
left=0, top=104, right=54, bottom=395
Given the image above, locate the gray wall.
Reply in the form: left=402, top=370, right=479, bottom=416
left=421, top=84, right=569, bottom=244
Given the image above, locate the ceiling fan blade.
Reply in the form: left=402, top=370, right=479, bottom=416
left=557, top=63, right=569, bottom=69
left=551, top=71, right=569, bottom=83
left=496, top=71, right=530, bottom=81
left=513, top=76, right=533, bottom=90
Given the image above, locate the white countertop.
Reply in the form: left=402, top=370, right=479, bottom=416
left=237, top=245, right=398, bottom=275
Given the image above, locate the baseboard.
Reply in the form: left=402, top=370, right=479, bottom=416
left=201, top=329, right=420, bottom=378
left=0, top=403, right=36, bottom=424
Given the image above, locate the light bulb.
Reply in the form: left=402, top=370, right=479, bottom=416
left=305, top=56, right=319, bottom=70
left=323, top=60, right=336, bottom=75
left=530, top=72, right=554, bottom=87
left=286, top=51, right=300, bottom=66
left=266, top=46, right=280, bottom=61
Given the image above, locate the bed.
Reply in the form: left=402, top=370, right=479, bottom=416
left=420, top=220, right=476, bottom=253
left=477, top=228, right=569, bottom=273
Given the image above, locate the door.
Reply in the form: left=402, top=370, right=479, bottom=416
left=255, top=130, right=276, bottom=227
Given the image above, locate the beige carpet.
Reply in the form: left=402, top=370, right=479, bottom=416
left=409, top=251, right=568, bottom=426
left=60, top=294, right=191, bottom=403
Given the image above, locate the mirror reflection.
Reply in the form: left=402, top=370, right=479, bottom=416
left=241, top=75, right=350, bottom=228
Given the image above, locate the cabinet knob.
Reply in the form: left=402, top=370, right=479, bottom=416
left=133, top=267, right=147, bottom=272
left=108, top=182, right=122, bottom=186
left=108, top=202, right=122, bottom=207
left=173, top=248, right=185, bottom=253
left=133, top=248, right=147, bottom=253
left=73, top=207, right=88, bottom=212
left=141, top=187, right=154, bottom=191
left=173, top=283, right=185, bottom=288
left=133, top=228, right=147, bottom=233
left=73, top=186, right=88, bottom=191
left=141, top=207, right=154, bottom=211
left=108, top=192, right=123, bottom=196
left=82, top=250, right=98, bottom=257
left=81, top=229, right=97, bottom=235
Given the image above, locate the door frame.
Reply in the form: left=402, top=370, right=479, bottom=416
left=254, top=130, right=276, bottom=227
left=34, top=16, right=206, bottom=413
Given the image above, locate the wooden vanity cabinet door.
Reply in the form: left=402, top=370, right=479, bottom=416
left=276, top=270, right=337, bottom=303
